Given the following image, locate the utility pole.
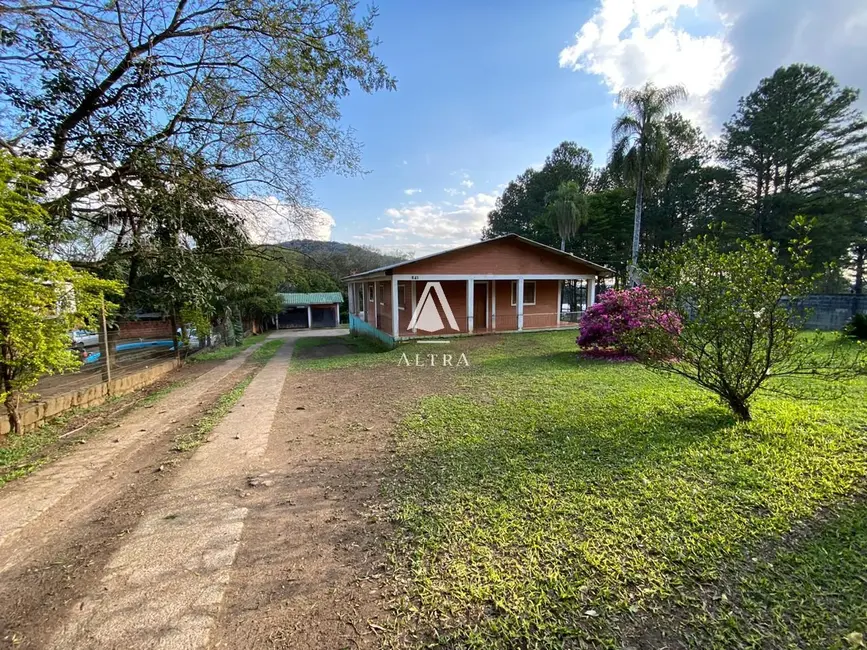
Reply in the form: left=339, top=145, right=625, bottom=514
left=100, top=295, right=112, bottom=388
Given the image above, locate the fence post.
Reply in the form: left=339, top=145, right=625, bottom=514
left=100, top=296, right=112, bottom=389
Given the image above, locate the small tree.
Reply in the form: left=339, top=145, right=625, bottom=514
left=0, top=154, right=122, bottom=433
left=626, top=234, right=865, bottom=421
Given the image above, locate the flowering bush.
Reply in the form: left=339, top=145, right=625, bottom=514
left=577, top=286, right=682, bottom=358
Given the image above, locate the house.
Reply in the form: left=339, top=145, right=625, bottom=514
left=342, top=234, right=613, bottom=342
left=276, top=292, right=343, bottom=329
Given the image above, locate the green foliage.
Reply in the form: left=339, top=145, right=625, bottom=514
left=483, top=141, right=594, bottom=247
left=721, top=64, right=867, bottom=274
left=0, top=154, right=123, bottom=432
left=189, top=333, right=270, bottom=363
left=384, top=330, right=867, bottom=649
left=539, top=180, right=589, bottom=250
left=844, top=313, right=867, bottom=340
left=628, top=235, right=865, bottom=420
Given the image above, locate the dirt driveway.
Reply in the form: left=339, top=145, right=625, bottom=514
left=0, top=328, right=415, bottom=650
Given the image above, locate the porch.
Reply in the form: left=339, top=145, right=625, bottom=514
left=347, top=275, right=596, bottom=341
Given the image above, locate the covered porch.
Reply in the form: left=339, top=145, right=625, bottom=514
left=347, top=274, right=596, bottom=340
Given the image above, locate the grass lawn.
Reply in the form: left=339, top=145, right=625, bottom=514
left=188, top=332, right=271, bottom=362
left=301, top=331, right=867, bottom=649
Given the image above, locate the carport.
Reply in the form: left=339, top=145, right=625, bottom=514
left=277, top=292, right=343, bottom=329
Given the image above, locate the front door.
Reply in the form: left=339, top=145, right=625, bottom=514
left=473, top=282, right=488, bottom=330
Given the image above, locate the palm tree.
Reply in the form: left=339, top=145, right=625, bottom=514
left=611, top=83, right=687, bottom=285
left=543, top=180, right=589, bottom=251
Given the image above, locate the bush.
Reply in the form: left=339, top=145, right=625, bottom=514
left=577, top=286, right=681, bottom=358
left=844, top=313, right=867, bottom=340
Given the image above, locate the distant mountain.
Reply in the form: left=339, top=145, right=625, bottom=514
left=278, top=239, right=410, bottom=277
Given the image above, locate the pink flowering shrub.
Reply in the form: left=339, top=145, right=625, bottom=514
left=577, top=286, right=682, bottom=359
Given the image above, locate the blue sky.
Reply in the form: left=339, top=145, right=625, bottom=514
left=296, top=0, right=867, bottom=256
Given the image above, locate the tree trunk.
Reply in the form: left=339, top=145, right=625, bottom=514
left=727, top=396, right=752, bottom=422
left=855, top=244, right=864, bottom=295
left=560, top=238, right=566, bottom=251
left=629, top=171, right=645, bottom=287
left=2, top=371, right=21, bottom=435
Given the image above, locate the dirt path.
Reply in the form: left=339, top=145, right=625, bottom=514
left=0, top=329, right=419, bottom=650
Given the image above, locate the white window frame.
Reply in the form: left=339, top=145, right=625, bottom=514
left=511, top=280, right=536, bottom=306
left=379, top=281, right=386, bottom=306
left=397, top=283, right=406, bottom=310
left=368, top=284, right=374, bottom=302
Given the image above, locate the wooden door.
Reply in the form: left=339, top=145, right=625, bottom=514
left=473, top=282, right=487, bottom=330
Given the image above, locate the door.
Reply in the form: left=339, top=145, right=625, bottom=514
left=473, top=282, right=488, bottom=330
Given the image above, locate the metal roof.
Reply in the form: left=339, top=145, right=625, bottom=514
left=341, top=233, right=615, bottom=281
left=278, top=292, right=344, bottom=306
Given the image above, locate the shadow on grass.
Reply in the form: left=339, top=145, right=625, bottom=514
left=387, top=380, right=867, bottom=649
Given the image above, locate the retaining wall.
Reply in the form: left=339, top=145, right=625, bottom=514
left=1, top=358, right=180, bottom=436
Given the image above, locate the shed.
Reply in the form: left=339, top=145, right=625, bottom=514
left=277, top=292, right=344, bottom=329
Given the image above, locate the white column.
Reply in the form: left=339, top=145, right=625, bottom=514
left=517, top=277, right=525, bottom=331
left=373, top=281, right=378, bottom=327
left=587, top=277, right=597, bottom=310
left=466, top=279, right=474, bottom=333
left=348, top=284, right=354, bottom=314
left=410, top=280, right=417, bottom=334
left=491, top=280, right=497, bottom=330
left=307, top=305, right=312, bottom=329
left=391, top=279, right=399, bottom=338
left=335, top=303, right=340, bottom=326
left=556, top=280, right=562, bottom=327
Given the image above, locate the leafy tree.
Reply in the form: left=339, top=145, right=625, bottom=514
left=626, top=233, right=864, bottom=421
left=483, top=142, right=594, bottom=246
left=610, top=83, right=687, bottom=285
left=0, top=154, right=121, bottom=432
left=540, top=180, right=589, bottom=251
left=0, top=0, right=394, bottom=240
left=721, top=64, right=867, bottom=274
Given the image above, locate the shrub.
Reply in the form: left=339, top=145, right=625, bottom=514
left=577, top=286, right=681, bottom=358
left=843, top=313, right=867, bottom=340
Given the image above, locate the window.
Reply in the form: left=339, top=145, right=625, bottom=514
left=511, top=280, right=536, bottom=306
left=397, top=283, right=406, bottom=310
left=379, top=282, right=385, bottom=305
left=357, top=287, right=364, bottom=313
left=368, top=284, right=374, bottom=302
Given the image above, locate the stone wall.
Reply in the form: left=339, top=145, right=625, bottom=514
left=789, top=294, right=866, bottom=331
left=0, top=358, right=180, bottom=436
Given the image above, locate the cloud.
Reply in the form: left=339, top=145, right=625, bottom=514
left=460, top=179, right=474, bottom=189
left=403, top=188, right=422, bottom=195
left=560, top=0, right=867, bottom=130
left=710, top=0, right=867, bottom=122
left=559, top=0, right=733, bottom=129
left=352, top=192, right=496, bottom=256
left=232, top=196, right=335, bottom=244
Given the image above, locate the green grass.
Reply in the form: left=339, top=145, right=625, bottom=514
left=250, top=339, right=284, bottom=363
left=172, top=375, right=252, bottom=452
left=290, top=334, right=395, bottom=370
left=380, top=331, right=867, bottom=649
left=189, top=332, right=270, bottom=363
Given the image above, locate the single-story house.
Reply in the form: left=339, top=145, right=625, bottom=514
left=342, top=234, right=613, bottom=341
left=276, top=292, right=343, bottom=329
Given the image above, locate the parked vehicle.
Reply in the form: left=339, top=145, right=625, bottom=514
left=70, top=329, right=99, bottom=347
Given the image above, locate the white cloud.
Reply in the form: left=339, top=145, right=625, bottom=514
left=403, top=188, right=422, bottom=195
left=232, top=196, right=335, bottom=244
left=352, top=192, right=497, bottom=256
left=559, top=0, right=733, bottom=130
left=460, top=179, right=474, bottom=189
